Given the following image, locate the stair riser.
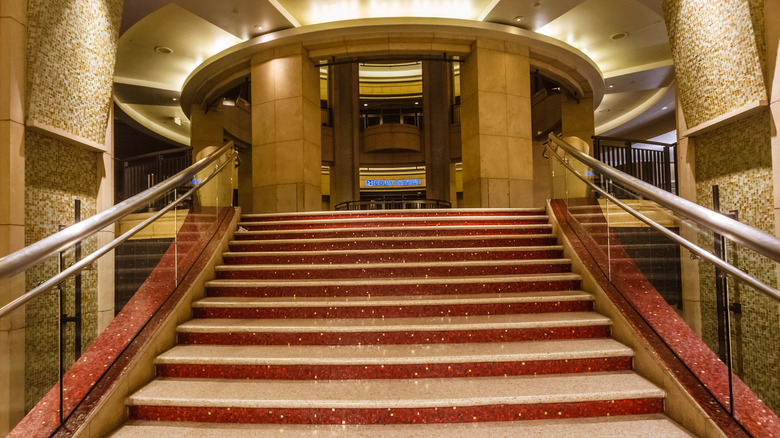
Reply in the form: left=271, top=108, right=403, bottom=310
left=192, top=301, right=593, bottom=319
left=232, top=228, right=553, bottom=240
left=240, top=219, right=549, bottom=231
left=177, top=325, right=611, bottom=346
left=223, top=249, right=564, bottom=265
left=206, top=280, right=582, bottom=298
left=129, top=397, right=663, bottom=424
left=230, top=237, right=558, bottom=251
left=215, top=264, right=572, bottom=280
left=156, top=356, right=632, bottom=380
left=241, top=211, right=546, bottom=222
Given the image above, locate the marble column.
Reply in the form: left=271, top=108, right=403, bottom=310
left=423, top=60, right=452, bottom=202
left=460, top=38, right=533, bottom=208
left=0, top=0, right=26, bottom=433
left=251, top=43, right=322, bottom=213
left=329, top=63, right=360, bottom=208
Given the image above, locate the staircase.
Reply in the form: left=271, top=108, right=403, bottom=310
left=111, top=209, right=692, bottom=436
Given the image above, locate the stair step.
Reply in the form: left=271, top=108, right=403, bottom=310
left=176, top=312, right=611, bottom=345
left=239, top=208, right=546, bottom=222
left=223, top=246, right=564, bottom=264
left=230, top=234, right=558, bottom=251
left=112, top=415, right=693, bottom=437
left=155, top=338, right=633, bottom=380
left=237, top=215, right=550, bottom=231
left=232, top=225, right=554, bottom=240
left=214, top=259, right=572, bottom=280
left=191, top=291, right=594, bottom=319
left=126, top=372, right=664, bottom=424
left=205, top=273, right=583, bottom=298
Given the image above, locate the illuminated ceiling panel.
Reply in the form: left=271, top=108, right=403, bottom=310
left=275, top=0, right=495, bottom=25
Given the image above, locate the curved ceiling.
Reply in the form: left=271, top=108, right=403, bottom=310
left=115, top=0, right=675, bottom=146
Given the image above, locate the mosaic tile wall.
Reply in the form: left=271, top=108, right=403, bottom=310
left=694, top=111, right=780, bottom=412
left=26, top=0, right=123, bottom=144
left=24, top=131, right=99, bottom=411
left=662, top=0, right=767, bottom=128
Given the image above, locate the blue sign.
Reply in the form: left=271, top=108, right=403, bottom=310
left=365, top=179, right=421, bottom=187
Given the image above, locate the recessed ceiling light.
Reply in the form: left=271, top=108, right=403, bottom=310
left=608, top=84, right=614, bottom=88
left=172, top=97, right=178, bottom=102
left=514, top=16, right=524, bottom=22
left=661, top=106, right=668, bottom=110
left=155, top=46, right=173, bottom=55
left=363, top=103, right=368, bottom=107
left=255, top=25, right=263, bottom=31
left=610, top=32, right=629, bottom=40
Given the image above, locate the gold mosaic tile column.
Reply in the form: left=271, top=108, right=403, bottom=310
left=251, top=43, right=322, bottom=213
left=0, top=0, right=27, bottom=433
left=460, top=38, right=533, bottom=208
left=664, top=0, right=779, bottom=412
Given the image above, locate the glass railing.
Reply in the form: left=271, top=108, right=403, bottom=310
left=0, top=142, right=237, bottom=436
left=545, top=134, right=780, bottom=436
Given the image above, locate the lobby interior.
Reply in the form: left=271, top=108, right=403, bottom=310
left=2, top=0, right=780, bottom=436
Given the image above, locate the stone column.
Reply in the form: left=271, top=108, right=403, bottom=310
left=329, top=63, right=360, bottom=208
left=96, top=106, right=115, bottom=334
left=423, top=60, right=452, bottom=202
left=561, top=94, right=595, bottom=149
left=251, top=43, right=322, bottom=213
left=460, top=38, right=533, bottom=208
left=0, top=0, right=26, bottom=433
left=189, top=104, right=224, bottom=160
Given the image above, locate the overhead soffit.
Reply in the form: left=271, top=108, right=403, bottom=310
left=115, top=0, right=675, bottom=145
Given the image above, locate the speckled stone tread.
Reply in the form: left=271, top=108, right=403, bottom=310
left=111, top=414, right=693, bottom=437
left=155, top=338, right=633, bottom=366
left=127, top=372, right=663, bottom=409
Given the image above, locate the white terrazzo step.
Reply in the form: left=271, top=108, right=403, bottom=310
left=222, top=245, right=565, bottom=258
left=239, top=208, right=546, bottom=219
left=205, top=273, right=583, bottom=288
left=176, top=312, right=611, bottom=334
left=111, top=415, right=693, bottom=437
left=126, top=372, right=663, bottom=409
left=155, top=338, right=632, bottom=366
left=236, top=215, right=549, bottom=227
left=191, top=290, right=594, bottom=309
left=214, top=258, right=572, bottom=272
left=233, top=224, right=553, bottom=236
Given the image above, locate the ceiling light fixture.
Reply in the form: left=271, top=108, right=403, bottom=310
left=608, top=84, right=614, bottom=88
left=255, top=25, right=263, bottom=31
left=154, top=46, right=173, bottom=55
left=661, top=106, right=668, bottom=110
left=610, top=32, right=629, bottom=40
left=514, top=16, right=524, bottom=22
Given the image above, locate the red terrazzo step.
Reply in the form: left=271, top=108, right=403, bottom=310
left=191, top=291, right=594, bottom=319
left=213, top=259, right=572, bottom=280
left=240, top=208, right=547, bottom=223
left=222, top=246, right=564, bottom=265
left=204, top=274, right=583, bottom=298
left=155, top=339, right=633, bottom=380
left=176, top=312, right=612, bottom=346
left=126, top=372, right=664, bottom=425
left=237, top=216, right=550, bottom=231
left=231, top=225, right=554, bottom=240
left=229, top=235, right=559, bottom=252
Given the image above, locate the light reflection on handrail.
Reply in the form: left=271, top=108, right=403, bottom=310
left=548, top=133, right=780, bottom=263
left=545, top=134, right=780, bottom=303
left=0, top=148, right=236, bottom=320
left=0, top=142, right=234, bottom=280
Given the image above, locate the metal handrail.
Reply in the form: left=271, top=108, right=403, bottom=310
left=548, top=133, right=780, bottom=263
left=0, top=146, right=236, bottom=320
left=546, top=141, right=780, bottom=303
left=0, top=141, right=234, bottom=281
